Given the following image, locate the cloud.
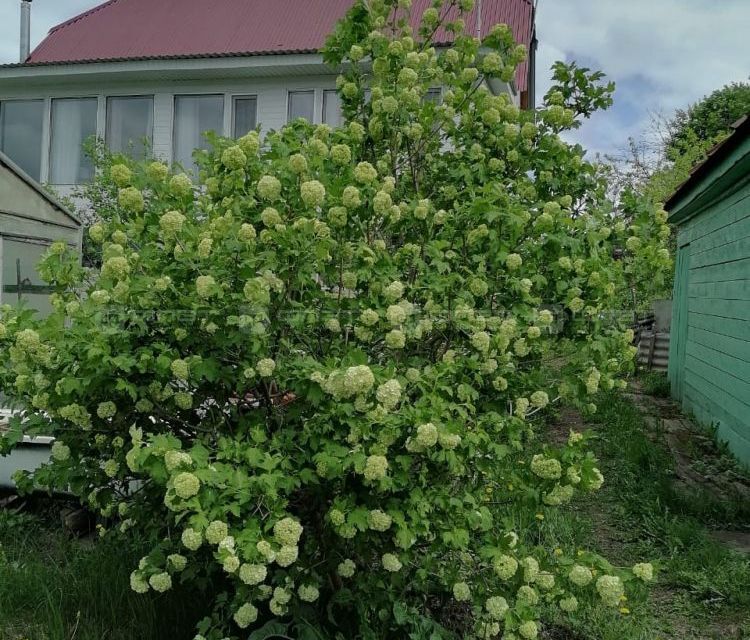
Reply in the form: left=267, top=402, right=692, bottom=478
left=536, top=0, right=750, bottom=156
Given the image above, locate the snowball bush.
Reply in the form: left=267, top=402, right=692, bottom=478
left=0, top=1, right=667, bottom=637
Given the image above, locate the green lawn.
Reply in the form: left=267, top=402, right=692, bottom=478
left=1, top=387, right=748, bottom=639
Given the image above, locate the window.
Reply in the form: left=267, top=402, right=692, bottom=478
left=322, top=90, right=343, bottom=127
left=287, top=91, right=315, bottom=123
left=173, top=94, right=224, bottom=174
left=424, top=88, right=443, bottom=105
left=0, top=100, right=44, bottom=181
left=1, top=239, right=56, bottom=317
left=49, top=98, right=98, bottom=185
left=107, top=96, right=154, bottom=158
left=233, top=96, right=258, bottom=138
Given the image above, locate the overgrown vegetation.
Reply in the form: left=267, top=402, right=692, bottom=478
left=0, top=504, right=209, bottom=640
left=0, top=0, right=675, bottom=637
left=2, top=389, right=747, bottom=639
left=539, top=392, right=750, bottom=640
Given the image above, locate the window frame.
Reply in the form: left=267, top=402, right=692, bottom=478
left=172, top=93, right=226, bottom=172
left=286, top=90, right=316, bottom=124
left=424, top=87, right=443, bottom=105
left=48, top=96, right=99, bottom=186
left=0, top=98, right=46, bottom=182
left=105, top=94, right=155, bottom=157
left=322, top=90, right=343, bottom=127
left=231, top=95, right=259, bottom=139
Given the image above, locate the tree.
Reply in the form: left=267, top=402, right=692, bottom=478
left=666, top=81, right=750, bottom=160
left=0, top=1, right=668, bottom=638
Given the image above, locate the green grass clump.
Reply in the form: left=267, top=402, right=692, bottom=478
left=0, top=506, right=211, bottom=640
left=639, top=371, right=672, bottom=398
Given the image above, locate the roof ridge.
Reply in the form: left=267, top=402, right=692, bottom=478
left=48, top=0, right=123, bottom=35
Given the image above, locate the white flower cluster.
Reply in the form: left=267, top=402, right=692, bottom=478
left=568, top=564, right=593, bottom=586
left=530, top=454, right=562, bottom=480
left=364, top=455, right=388, bottom=481
left=367, top=509, right=392, bottom=531
left=338, top=559, right=356, bottom=577
left=485, top=595, right=508, bottom=620
left=173, top=472, right=200, bottom=499
left=376, top=379, right=402, bottom=409
left=453, top=582, right=471, bottom=601
left=596, top=575, right=625, bottom=606
left=323, top=365, right=376, bottom=399
left=493, top=554, right=518, bottom=580
left=205, top=520, right=228, bottom=545
left=233, top=603, right=258, bottom=629
left=633, top=562, right=653, bottom=582
left=274, top=517, right=303, bottom=546
left=381, top=553, right=402, bottom=572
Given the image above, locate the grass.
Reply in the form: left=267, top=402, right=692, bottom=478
left=537, top=391, right=750, bottom=639
left=1, top=390, right=748, bottom=639
left=0, top=503, right=211, bottom=640
left=638, top=371, right=672, bottom=398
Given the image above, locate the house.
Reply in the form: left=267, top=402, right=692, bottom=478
left=0, top=149, right=81, bottom=316
left=666, top=115, right=750, bottom=467
left=0, top=0, right=537, bottom=199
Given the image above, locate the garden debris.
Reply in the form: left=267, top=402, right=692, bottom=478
left=60, top=506, right=93, bottom=537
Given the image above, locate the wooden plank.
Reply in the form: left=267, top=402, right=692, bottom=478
left=681, top=186, right=750, bottom=244
left=683, top=368, right=750, bottom=427
left=688, top=257, right=750, bottom=284
left=689, top=212, right=750, bottom=256
left=685, top=344, right=750, bottom=400
left=682, top=388, right=750, bottom=466
left=690, top=235, right=750, bottom=269
left=689, top=325, right=750, bottom=363
left=688, top=279, right=750, bottom=301
left=688, top=312, right=750, bottom=341
left=688, top=297, right=750, bottom=321
left=685, top=345, right=750, bottom=390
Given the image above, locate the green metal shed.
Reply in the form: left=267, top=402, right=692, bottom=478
left=1, top=150, right=81, bottom=315
left=1, top=150, right=81, bottom=488
left=666, top=115, right=750, bottom=466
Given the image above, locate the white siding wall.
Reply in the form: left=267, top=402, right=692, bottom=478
left=0, top=73, right=339, bottom=196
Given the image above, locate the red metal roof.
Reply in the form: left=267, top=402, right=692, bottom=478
left=26, top=0, right=534, bottom=91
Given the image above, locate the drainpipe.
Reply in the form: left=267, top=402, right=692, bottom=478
left=475, top=0, right=482, bottom=40
left=19, top=0, right=32, bottom=63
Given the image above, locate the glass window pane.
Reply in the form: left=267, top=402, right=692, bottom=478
left=173, top=94, right=224, bottom=174
left=322, top=90, right=343, bottom=127
left=424, top=88, right=442, bottom=104
left=233, top=97, right=257, bottom=138
left=107, top=96, right=153, bottom=158
left=0, top=100, right=44, bottom=181
left=50, top=98, right=98, bottom=185
left=287, top=91, right=314, bottom=123
left=1, top=239, right=55, bottom=317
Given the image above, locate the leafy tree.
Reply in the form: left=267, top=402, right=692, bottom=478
left=0, top=1, right=668, bottom=638
left=666, top=81, right=750, bottom=160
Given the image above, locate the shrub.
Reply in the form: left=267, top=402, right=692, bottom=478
left=0, top=1, right=667, bottom=637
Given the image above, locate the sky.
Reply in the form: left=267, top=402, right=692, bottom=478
left=0, top=0, right=748, bottom=158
